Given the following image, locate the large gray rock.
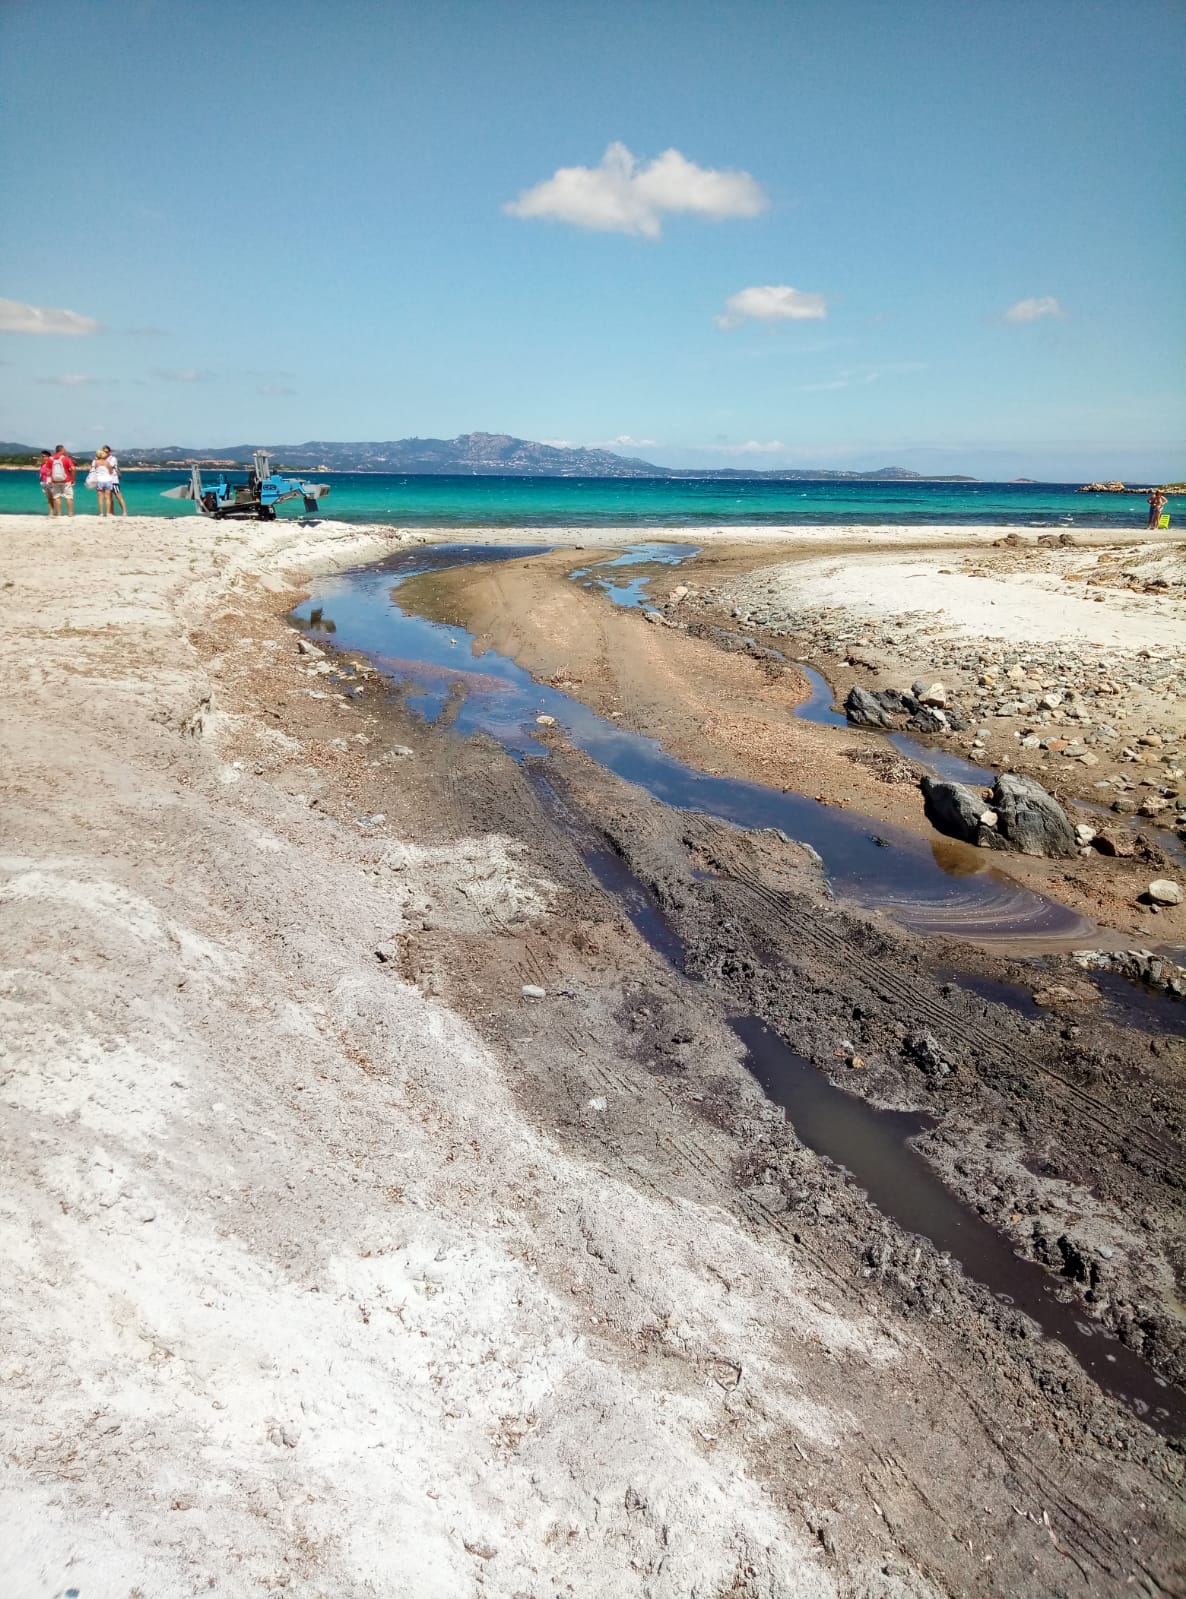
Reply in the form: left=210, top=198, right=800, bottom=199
left=920, top=776, right=985, bottom=842
left=991, top=773, right=1077, bottom=858
left=845, top=685, right=893, bottom=728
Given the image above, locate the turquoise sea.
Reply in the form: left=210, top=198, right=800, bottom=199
left=0, top=469, right=1169, bottom=529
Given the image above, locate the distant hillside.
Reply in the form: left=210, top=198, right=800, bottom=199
left=124, top=433, right=664, bottom=477
left=113, top=432, right=977, bottom=480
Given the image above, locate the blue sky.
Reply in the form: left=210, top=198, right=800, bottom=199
left=2, top=0, right=1183, bottom=478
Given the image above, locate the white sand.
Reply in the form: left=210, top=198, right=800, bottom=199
left=0, top=512, right=903, bottom=1599
left=374, top=521, right=1171, bottom=552
left=739, top=544, right=1186, bottom=651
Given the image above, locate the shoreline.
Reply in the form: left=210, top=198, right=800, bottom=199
left=0, top=505, right=1170, bottom=530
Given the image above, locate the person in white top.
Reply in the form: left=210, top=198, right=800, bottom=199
left=104, top=446, right=126, bottom=515
left=88, top=447, right=115, bottom=516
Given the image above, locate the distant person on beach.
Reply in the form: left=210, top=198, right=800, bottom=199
left=104, top=446, right=126, bottom=515
left=85, top=447, right=122, bottom=514
left=1147, top=489, right=1168, bottom=529
left=87, top=448, right=115, bottom=516
left=47, top=445, right=75, bottom=516
left=38, top=450, right=55, bottom=513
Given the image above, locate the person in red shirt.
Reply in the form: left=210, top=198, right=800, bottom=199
left=47, top=444, right=75, bottom=517
left=38, top=450, right=55, bottom=514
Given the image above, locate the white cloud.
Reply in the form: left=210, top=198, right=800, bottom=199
left=0, top=297, right=101, bottom=335
left=797, top=361, right=926, bottom=392
left=588, top=434, right=658, bottom=450
left=1002, top=296, right=1065, bottom=324
left=717, top=285, right=827, bottom=330
left=797, top=374, right=876, bottom=393
left=38, top=373, right=95, bottom=387
left=150, top=366, right=215, bottom=383
left=708, top=440, right=789, bottom=455
left=504, top=142, right=767, bottom=239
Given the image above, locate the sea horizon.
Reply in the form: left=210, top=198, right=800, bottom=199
left=0, top=468, right=1171, bottom=530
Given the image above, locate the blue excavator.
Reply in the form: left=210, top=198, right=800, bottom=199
left=162, top=450, right=330, bottom=520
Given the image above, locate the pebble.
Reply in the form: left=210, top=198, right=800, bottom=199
left=1147, top=879, right=1183, bottom=906
left=535, top=714, right=556, bottom=726
left=521, top=984, right=547, bottom=999
left=463, top=1540, right=499, bottom=1561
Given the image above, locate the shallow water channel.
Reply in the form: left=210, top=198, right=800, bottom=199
left=300, top=545, right=1099, bottom=947
left=296, top=542, right=1185, bottom=1439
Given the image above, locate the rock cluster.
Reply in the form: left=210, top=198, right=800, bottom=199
left=921, top=772, right=1077, bottom=857
left=844, top=682, right=968, bottom=735
left=1072, top=948, right=1186, bottom=998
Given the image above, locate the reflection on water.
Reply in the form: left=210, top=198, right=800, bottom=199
left=891, top=733, right=995, bottom=788
left=789, top=660, right=849, bottom=728
left=929, top=836, right=989, bottom=879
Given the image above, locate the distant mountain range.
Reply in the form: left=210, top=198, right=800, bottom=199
left=1, top=433, right=977, bottom=481
left=0, top=431, right=978, bottom=480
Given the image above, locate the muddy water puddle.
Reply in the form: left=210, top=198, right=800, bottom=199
left=297, top=543, right=1184, bottom=1438
left=733, top=1018, right=1183, bottom=1437
left=935, top=965, right=1184, bottom=1034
